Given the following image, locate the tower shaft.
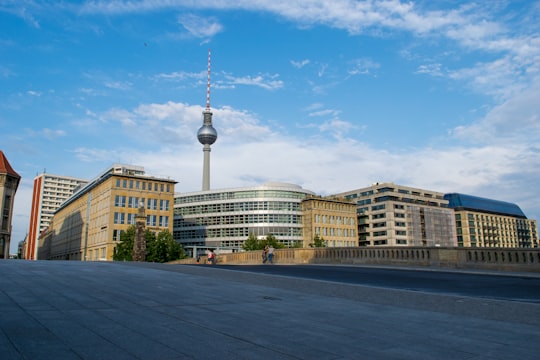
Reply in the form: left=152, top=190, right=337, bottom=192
left=202, top=144, right=211, bottom=191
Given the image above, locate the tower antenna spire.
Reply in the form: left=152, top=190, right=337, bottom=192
left=206, top=48, right=211, bottom=110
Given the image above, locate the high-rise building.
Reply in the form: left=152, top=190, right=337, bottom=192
left=0, top=151, right=21, bottom=259
left=38, top=164, right=177, bottom=261
left=174, top=182, right=315, bottom=254
left=444, top=193, right=539, bottom=248
left=335, top=182, right=457, bottom=247
left=26, top=173, right=88, bottom=260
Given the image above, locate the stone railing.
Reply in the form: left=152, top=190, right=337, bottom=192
left=172, top=247, right=540, bottom=272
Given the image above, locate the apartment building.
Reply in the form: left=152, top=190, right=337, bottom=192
left=445, top=193, right=538, bottom=248
left=26, top=173, right=88, bottom=259
left=38, top=164, right=176, bottom=261
left=335, top=182, right=457, bottom=247
left=301, top=196, right=358, bottom=247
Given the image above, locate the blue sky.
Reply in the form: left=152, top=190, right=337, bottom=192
left=2, top=1, right=539, bottom=253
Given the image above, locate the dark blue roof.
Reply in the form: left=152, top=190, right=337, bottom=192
left=444, top=193, right=526, bottom=218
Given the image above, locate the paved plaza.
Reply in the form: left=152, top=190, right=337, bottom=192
left=0, top=260, right=539, bottom=359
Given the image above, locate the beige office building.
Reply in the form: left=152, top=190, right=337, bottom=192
left=301, top=196, right=358, bottom=247
left=335, top=182, right=457, bottom=247
left=39, top=164, right=176, bottom=261
left=444, top=193, right=538, bottom=248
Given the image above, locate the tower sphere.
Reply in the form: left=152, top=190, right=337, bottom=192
left=197, top=125, right=217, bottom=145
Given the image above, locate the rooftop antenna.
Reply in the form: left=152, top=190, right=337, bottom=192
left=206, top=48, right=211, bottom=111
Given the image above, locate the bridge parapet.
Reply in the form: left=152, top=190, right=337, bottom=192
left=172, top=247, right=540, bottom=272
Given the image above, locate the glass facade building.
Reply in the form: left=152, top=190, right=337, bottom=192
left=174, top=182, right=315, bottom=253
left=444, top=193, right=538, bottom=248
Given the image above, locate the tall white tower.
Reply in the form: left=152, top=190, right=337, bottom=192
left=197, top=49, right=218, bottom=191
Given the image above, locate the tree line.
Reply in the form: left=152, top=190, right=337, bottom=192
left=113, top=227, right=327, bottom=262
left=113, top=226, right=185, bottom=263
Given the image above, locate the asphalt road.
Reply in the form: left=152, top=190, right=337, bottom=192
left=214, top=264, right=540, bottom=303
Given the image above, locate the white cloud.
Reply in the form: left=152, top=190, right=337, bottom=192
left=291, top=59, right=310, bottom=68
left=177, top=13, right=223, bottom=38
left=24, top=127, right=66, bottom=140
left=347, top=58, right=380, bottom=76
left=450, top=77, right=540, bottom=144
left=154, top=70, right=205, bottom=81
left=224, top=73, right=283, bottom=90
left=308, top=109, right=340, bottom=118
left=104, top=80, right=132, bottom=90
left=415, top=63, right=444, bottom=77
left=42, top=128, right=67, bottom=140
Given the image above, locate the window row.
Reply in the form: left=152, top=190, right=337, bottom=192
left=113, top=212, right=169, bottom=227
left=175, top=190, right=308, bottom=204
left=177, top=201, right=301, bottom=215
left=314, top=214, right=355, bottom=225
left=115, top=196, right=169, bottom=210
left=314, top=227, right=356, bottom=237
left=115, top=178, right=172, bottom=193
left=176, top=214, right=302, bottom=227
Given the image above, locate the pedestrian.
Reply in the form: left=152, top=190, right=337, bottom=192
left=207, top=249, right=216, bottom=265
left=262, top=247, right=267, bottom=264
left=267, top=245, right=274, bottom=264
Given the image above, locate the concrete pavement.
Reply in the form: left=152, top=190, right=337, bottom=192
left=0, top=260, right=539, bottom=359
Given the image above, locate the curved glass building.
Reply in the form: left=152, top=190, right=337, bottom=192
left=173, top=182, right=315, bottom=252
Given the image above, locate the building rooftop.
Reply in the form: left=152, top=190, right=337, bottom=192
left=444, top=193, right=527, bottom=219
left=0, top=150, right=20, bottom=178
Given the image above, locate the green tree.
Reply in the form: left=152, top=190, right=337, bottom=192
left=242, top=233, right=262, bottom=251
left=309, top=234, right=326, bottom=248
left=113, top=226, right=185, bottom=262
left=146, top=230, right=185, bottom=263
left=289, top=241, right=303, bottom=248
left=113, top=226, right=136, bottom=261
left=261, top=234, right=285, bottom=249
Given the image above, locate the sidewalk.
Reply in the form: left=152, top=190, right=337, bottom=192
left=0, top=260, right=539, bottom=359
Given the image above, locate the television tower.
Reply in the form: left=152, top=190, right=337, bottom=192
left=197, top=49, right=218, bottom=191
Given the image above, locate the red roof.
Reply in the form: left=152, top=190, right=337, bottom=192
left=0, top=150, right=21, bottom=178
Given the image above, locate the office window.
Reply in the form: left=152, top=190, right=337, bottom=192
left=128, top=197, right=138, bottom=208
left=127, top=213, right=136, bottom=225
left=115, top=196, right=126, bottom=207
left=114, top=212, right=125, bottom=224
left=147, top=215, right=157, bottom=226
left=160, top=199, right=169, bottom=211
left=113, top=229, right=124, bottom=241
left=147, top=198, right=157, bottom=210
left=159, top=216, right=169, bottom=227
